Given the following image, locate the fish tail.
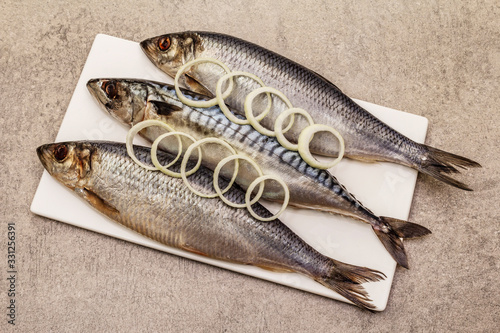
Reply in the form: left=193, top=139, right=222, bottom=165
left=418, top=145, right=481, bottom=191
left=381, top=216, right=432, bottom=239
left=373, top=217, right=432, bottom=269
left=317, top=261, right=386, bottom=311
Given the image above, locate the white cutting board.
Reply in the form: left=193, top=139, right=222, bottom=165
left=31, top=34, right=428, bottom=311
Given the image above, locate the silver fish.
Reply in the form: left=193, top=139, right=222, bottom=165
left=140, top=31, right=481, bottom=190
left=37, top=140, right=386, bottom=310
left=87, top=78, right=431, bottom=269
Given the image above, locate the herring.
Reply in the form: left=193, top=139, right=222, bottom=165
left=140, top=31, right=481, bottom=190
left=37, top=140, right=386, bottom=310
left=87, top=78, right=431, bottom=269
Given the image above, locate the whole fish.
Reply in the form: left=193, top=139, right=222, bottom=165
left=140, top=31, right=480, bottom=190
left=37, top=140, right=386, bottom=310
left=87, top=78, right=431, bottom=269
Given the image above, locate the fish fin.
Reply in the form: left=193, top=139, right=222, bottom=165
left=316, top=261, right=385, bottom=311
left=180, top=244, right=211, bottom=257
left=372, top=226, right=409, bottom=269
left=373, top=217, right=432, bottom=268
left=419, top=145, right=481, bottom=191
left=255, top=264, right=295, bottom=273
left=309, top=69, right=344, bottom=93
left=77, top=188, right=120, bottom=219
left=175, top=85, right=214, bottom=100
left=381, top=217, right=432, bottom=239
left=148, top=100, right=184, bottom=116
left=184, top=73, right=215, bottom=97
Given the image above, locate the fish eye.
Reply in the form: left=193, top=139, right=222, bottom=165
left=158, top=37, right=171, bottom=51
left=54, top=144, right=68, bottom=162
left=102, top=80, right=118, bottom=99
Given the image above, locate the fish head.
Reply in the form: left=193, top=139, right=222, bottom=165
left=87, top=79, right=149, bottom=127
left=37, top=142, right=94, bottom=190
left=140, top=32, right=214, bottom=95
left=140, top=32, right=201, bottom=77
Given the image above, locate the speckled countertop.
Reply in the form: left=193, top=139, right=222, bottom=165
left=1, top=1, right=498, bottom=332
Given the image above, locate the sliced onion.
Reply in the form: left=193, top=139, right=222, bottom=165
left=245, top=175, right=290, bottom=222
left=174, top=57, right=233, bottom=108
left=298, top=124, right=345, bottom=169
left=126, top=120, right=177, bottom=171
left=274, top=108, right=315, bottom=151
left=151, top=131, right=202, bottom=178
left=180, top=138, right=238, bottom=198
left=244, top=86, right=294, bottom=137
left=142, top=57, right=350, bottom=220
left=213, top=154, right=264, bottom=208
left=126, top=119, right=290, bottom=221
left=216, top=71, right=272, bottom=125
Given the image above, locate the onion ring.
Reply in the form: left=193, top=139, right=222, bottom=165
left=126, top=120, right=178, bottom=171
left=298, top=124, right=345, bottom=169
left=245, top=175, right=290, bottom=222
left=175, top=57, right=233, bottom=108
left=216, top=71, right=272, bottom=125
left=180, top=138, right=238, bottom=198
left=213, top=154, right=265, bottom=208
left=244, top=86, right=294, bottom=137
left=274, top=108, right=315, bottom=151
left=151, top=131, right=202, bottom=178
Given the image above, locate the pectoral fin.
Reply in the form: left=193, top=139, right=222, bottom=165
left=148, top=100, right=184, bottom=116
left=184, top=73, right=214, bottom=97
left=180, top=244, right=211, bottom=257
left=255, top=264, right=294, bottom=273
left=76, top=187, right=121, bottom=220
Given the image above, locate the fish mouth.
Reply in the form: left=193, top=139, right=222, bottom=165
left=86, top=79, right=105, bottom=104
left=36, top=144, right=53, bottom=174
left=140, top=39, right=157, bottom=63
left=86, top=78, right=99, bottom=91
left=86, top=78, right=115, bottom=112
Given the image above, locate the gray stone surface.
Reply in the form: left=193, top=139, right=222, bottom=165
left=1, top=1, right=498, bottom=332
